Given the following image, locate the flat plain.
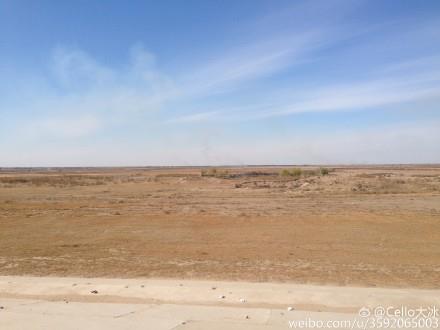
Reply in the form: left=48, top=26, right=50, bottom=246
left=0, top=165, right=439, bottom=288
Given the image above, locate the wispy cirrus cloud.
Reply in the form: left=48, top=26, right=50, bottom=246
left=167, top=111, right=220, bottom=124
left=172, top=68, right=440, bottom=123
left=176, top=32, right=323, bottom=97
left=262, top=75, right=440, bottom=118
left=2, top=27, right=329, bottom=139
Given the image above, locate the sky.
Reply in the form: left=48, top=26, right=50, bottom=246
left=1, top=0, right=440, bottom=166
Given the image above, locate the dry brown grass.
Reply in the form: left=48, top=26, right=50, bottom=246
left=0, top=166, right=439, bottom=288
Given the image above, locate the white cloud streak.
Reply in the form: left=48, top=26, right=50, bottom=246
left=172, top=72, right=440, bottom=123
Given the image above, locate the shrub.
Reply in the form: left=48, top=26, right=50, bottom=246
left=291, top=168, right=302, bottom=177
left=280, top=168, right=302, bottom=177
left=319, top=167, right=329, bottom=176
left=201, top=168, right=229, bottom=178
left=281, top=169, right=291, bottom=177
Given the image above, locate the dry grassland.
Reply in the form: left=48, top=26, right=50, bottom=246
left=0, top=166, right=439, bottom=288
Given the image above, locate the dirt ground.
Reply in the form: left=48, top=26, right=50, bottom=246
left=0, top=166, right=439, bottom=288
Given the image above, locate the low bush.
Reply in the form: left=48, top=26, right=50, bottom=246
left=280, top=168, right=302, bottom=177
left=201, top=168, right=229, bottom=178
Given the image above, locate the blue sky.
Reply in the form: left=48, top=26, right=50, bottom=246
left=1, top=0, right=440, bottom=166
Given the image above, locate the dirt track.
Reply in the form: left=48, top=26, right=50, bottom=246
left=0, top=166, right=439, bottom=288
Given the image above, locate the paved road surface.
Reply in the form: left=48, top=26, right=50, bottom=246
left=0, top=276, right=438, bottom=329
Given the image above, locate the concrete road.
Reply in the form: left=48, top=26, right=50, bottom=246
left=0, top=276, right=438, bottom=329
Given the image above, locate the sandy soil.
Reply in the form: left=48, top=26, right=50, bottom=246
left=0, top=166, right=439, bottom=288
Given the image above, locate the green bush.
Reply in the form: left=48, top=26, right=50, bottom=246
left=320, top=167, right=329, bottom=175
